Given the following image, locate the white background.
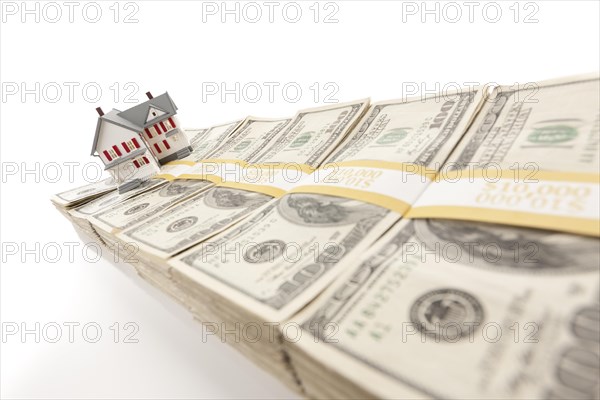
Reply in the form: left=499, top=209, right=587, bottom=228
left=1, top=1, right=599, bottom=398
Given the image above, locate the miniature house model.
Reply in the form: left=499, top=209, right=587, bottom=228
left=91, top=92, right=193, bottom=193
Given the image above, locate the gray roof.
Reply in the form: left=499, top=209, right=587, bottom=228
left=90, top=108, right=141, bottom=155
left=116, top=92, right=178, bottom=129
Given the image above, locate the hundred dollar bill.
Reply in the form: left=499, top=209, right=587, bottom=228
left=89, top=179, right=212, bottom=233
left=168, top=90, right=487, bottom=320
left=155, top=117, right=292, bottom=180
left=292, top=218, right=600, bottom=399
left=185, top=128, right=208, bottom=148
left=117, top=187, right=273, bottom=258
left=179, top=118, right=246, bottom=163
left=326, top=90, right=485, bottom=166
left=247, top=99, right=370, bottom=167
left=287, top=89, right=488, bottom=214
left=158, top=101, right=371, bottom=183
left=207, top=117, right=292, bottom=162
left=449, top=73, right=599, bottom=173
left=169, top=193, right=399, bottom=320
left=119, top=100, right=374, bottom=258
left=69, top=179, right=166, bottom=219
left=51, top=177, right=116, bottom=207
left=408, top=74, right=600, bottom=236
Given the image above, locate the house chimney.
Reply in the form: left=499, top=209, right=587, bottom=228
left=96, top=107, right=104, bottom=116
left=146, top=92, right=153, bottom=99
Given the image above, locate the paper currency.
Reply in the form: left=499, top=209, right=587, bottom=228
left=116, top=117, right=295, bottom=257
left=118, top=187, right=273, bottom=257
left=208, top=117, right=292, bottom=162
left=293, top=218, right=600, bottom=399
left=69, top=179, right=165, bottom=219
left=185, top=128, right=208, bottom=148
left=247, top=99, right=370, bottom=167
left=118, top=101, right=371, bottom=258
left=51, top=177, right=116, bottom=207
left=408, top=73, right=600, bottom=236
left=87, top=118, right=254, bottom=233
left=182, top=118, right=246, bottom=162
left=327, top=91, right=484, bottom=166
left=89, top=179, right=213, bottom=233
left=52, top=73, right=600, bottom=400
left=170, top=193, right=398, bottom=320
left=450, top=74, right=599, bottom=173
left=169, top=88, right=486, bottom=320
left=288, top=74, right=600, bottom=400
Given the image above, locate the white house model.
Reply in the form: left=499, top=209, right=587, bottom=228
left=91, top=92, right=193, bottom=193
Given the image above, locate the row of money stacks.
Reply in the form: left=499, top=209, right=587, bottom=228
left=53, top=91, right=482, bottom=393
left=54, top=100, right=372, bottom=391
left=164, top=87, right=491, bottom=392
left=52, top=73, right=599, bottom=398
left=286, top=74, right=600, bottom=399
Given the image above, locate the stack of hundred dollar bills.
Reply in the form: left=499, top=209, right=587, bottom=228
left=52, top=74, right=600, bottom=399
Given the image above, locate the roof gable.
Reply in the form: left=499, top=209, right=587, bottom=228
left=145, top=106, right=167, bottom=123
left=116, top=92, right=178, bottom=128
left=90, top=109, right=140, bottom=155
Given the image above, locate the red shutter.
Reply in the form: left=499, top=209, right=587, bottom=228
left=154, top=143, right=162, bottom=153
left=160, top=121, right=167, bottom=132
left=143, top=156, right=149, bottom=163
left=168, top=117, right=176, bottom=128
left=132, top=138, right=140, bottom=148
left=154, top=124, right=161, bottom=135
left=112, top=145, right=122, bottom=157
left=163, top=140, right=171, bottom=150
left=121, top=142, right=130, bottom=153
left=133, top=160, right=140, bottom=168
left=103, top=150, right=112, bottom=162
left=145, top=128, right=153, bottom=139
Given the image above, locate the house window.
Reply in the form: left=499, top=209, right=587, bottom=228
left=121, top=142, right=131, bottom=153
left=132, top=157, right=147, bottom=169
left=132, top=138, right=140, bottom=148
left=145, top=128, right=153, bottom=139
left=103, top=150, right=112, bottom=162
left=112, top=145, right=122, bottom=157
left=154, top=143, right=162, bottom=154
left=163, top=140, right=171, bottom=150
left=108, top=148, right=118, bottom=159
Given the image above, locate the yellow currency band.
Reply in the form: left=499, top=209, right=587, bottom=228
left=288, top=185, right=411, bottom=215
left=406, top=206, right=600, bottom=237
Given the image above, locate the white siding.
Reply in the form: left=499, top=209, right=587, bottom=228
left=96, top=122, right=138, bottom=164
